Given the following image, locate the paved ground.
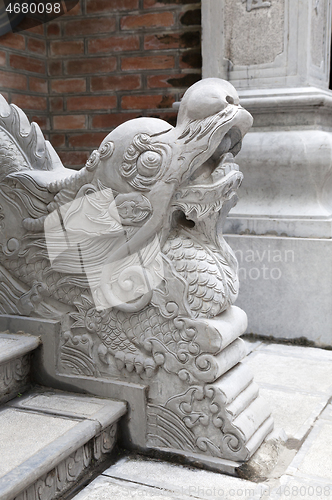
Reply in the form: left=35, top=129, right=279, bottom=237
left=72, top=340, right=332, bottom=500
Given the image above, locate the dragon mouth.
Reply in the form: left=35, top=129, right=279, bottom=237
left=190, top=125, right=243, bottom=187
left=173, top=126, right=244, bottom=220
left=195, top=151, right=242, bottom=195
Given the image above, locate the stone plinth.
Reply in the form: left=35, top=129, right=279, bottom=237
left=202, top=0, right=332, bottom=346
left=203, top=0, right=331, bottom=90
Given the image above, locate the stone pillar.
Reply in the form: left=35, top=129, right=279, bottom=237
left=202, top=0, right=332, bottom=346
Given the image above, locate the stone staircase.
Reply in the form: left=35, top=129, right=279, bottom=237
left=0, top=331, right=127, bottom=500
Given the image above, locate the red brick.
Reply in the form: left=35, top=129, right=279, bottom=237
left=147, top=74, right=174, bottom=89
left=64, top=1, right=82, bottom=15
left=51, top=78, right=86, bottom=94
left=121, top=94, right=175, bottom=110
left=50, top=40, right=84, bottom=57
left=180, top=50, right=202, bottom=69
left=0, top=33, right=25, bottom=50
left=87, top=0, right=139, bottom=13
left=88, top=35, right=140, bottom=54
left=10, top=54, right=45, bottom=74
left=30, top=115, right=49, bottom=130
left=14, top=17, right=44, bottom=35
left=59, top=150, right=90, bottom=169
left=180, top=9, right=201, bottom=26
left=27, top=37, right=46, bottom=55
left=145, top=31, right=200, bottom=51
left=30, top=77, right=48, bottom=93
left=122, top=55, right=174, bottom=71
left=0, top=70, right=27, bottom=91
left=64, top=18, right=116, bottom=37
left=92, top=112, right=139, bottom=129
left=12, top=94, right=47, bottom=111
left=144, top=33, right=180, bottom=50
left=50, top=97, right=63, bottom=112
left=144, top=0, right=195, bottom=6
left=67, top=96, right=117, bottom=111
left=53, top=115, right=86, bottom=130
left=51, top=134, right=65, bottom=148
left=47, top=23, right=61, bottom=37
left=0, top=51, right=6, bottom=67
left=48, top=60, right=62, bottom=76
left=147, top=72, right=200, bottom=88
left=69, top=133, right=105, bottom=148
left=91, top=75, right=141, bottom=92
left=121, top=12, right=175, bottom=30
left=66, top=57, right=117, bottom=75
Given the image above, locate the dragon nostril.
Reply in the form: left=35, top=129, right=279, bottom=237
left=226, top=95, right=234, bottom=105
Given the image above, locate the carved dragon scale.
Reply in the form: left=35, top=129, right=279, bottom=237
left=0, top=78, right=273, bottom=464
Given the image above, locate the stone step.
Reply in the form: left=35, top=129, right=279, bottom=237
left=0, top=332, right=40, bottom=404
left=0, top=388, right=127, bottom=500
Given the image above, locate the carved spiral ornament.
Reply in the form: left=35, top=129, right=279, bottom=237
left=120, top=133, right=170, bottom=190
left=85, top=150, right=100, bottom=171
left=101, top=265, right=153, bottom=312
left=85, top=141, right=114, bottom=171
left=99, top=140, right=114, bottom=159
left=137, top=151, right=163, bottom=177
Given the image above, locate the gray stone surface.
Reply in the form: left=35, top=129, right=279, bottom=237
left=286, top=420, right=332, bottom=482
left=0, top=332, right=40, bottom=404
left=244, top=350, right=332, bottom=394
left=202, top=1, right=331, bottom=89
left=104, top=456, right=265, bottom=496
left=225, top=234, right=332, bottom=347
left=244, top=339, right=263, bottom=354
left=0, top=390, right=126, bottom=500
left=320, top=403, right=332, bottom=421
left=0, top=408, right=77, bottom=479
left=10, top=390, right=127, bottom=429
left=258, top=388, right=327, bottom=441
left=0, top=332, right=40, bottom=364
left=242, top=344, right=332, bottom=443
left=202, top=0, right=332, bottom=347
left=72, top=476, right=195, bottom=500
left=224, top=0, right=285, bottom=67
left=258, top=343, right=332, bottom=361
left=268, top=475, right=332, bottom=500
left=19, top=394, right=104, bottom=414
left=0, top=338, right=17, bottom=349
left=74, top=457, right=268, bottom=500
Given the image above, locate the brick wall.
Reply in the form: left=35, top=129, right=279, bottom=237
left=0, top=18, right=49, bottom=132
left=0, top=0, right=201, bottom=170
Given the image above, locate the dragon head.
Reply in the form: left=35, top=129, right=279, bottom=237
left=90, top=78, right=252, bottom=239
left=42, top=78, right=253, bottom=312
left=172, top=78, right=252, bottom=224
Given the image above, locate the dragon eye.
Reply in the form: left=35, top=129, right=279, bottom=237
left=137, top=150, right=162, bottom=177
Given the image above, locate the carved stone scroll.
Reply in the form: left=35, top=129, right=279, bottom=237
left=0, top=78, right=273, bottom=467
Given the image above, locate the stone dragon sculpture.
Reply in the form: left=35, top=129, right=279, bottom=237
left=0, top=78, right=273, bottom=463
